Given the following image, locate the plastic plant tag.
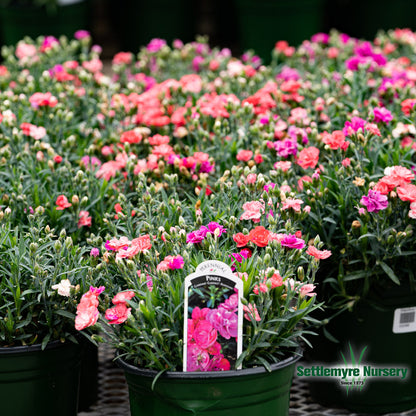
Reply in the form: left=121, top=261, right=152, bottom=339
left=393, top=306, right=416, bottom=333
left=183, top=260, right=243, bottom=372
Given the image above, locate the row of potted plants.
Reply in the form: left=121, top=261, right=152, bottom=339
left=1, top=27, right=416, bottom=415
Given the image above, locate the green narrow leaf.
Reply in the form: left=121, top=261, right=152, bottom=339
left=379, top=261, right=400, bottom=285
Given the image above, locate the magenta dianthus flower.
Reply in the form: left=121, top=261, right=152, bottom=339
left=360, top=189, right=388, bottom=213
left=146, top=38, right=166, bottom=52
left=280, top=234, right=306, bottom=249
left=207, top=222, right=227, bottom=236
left=186, top=226, right=209, bottom=244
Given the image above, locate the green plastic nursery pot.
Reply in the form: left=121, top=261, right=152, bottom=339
left=117, top=352, right=301, bottom=416
left=0, top=1, right=90, bottom=46
left=0, top=339, right=82, bottom=416
left=233, top=0, right=325, bottom=62
left=306, top=292, right=416, bottom=413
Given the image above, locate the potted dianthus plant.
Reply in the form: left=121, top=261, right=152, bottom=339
left=295, top=53, right=416, bottom=412
left=0, top=209, right=95, bottom=416
left=0, top=0, right=90, bottom=46
left=76, top=169, right=331, bottom=416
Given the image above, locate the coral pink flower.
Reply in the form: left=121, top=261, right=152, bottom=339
left=246, top=173, right=257, bottom=184
left=306, top=246, right=332, bottom=260
left=148, top=134, right=170, bottom=145
left=16, top=43, right=37, bottom=60
left=180, top=74, right=202, bottom=93
left=96, top=160, right=125, bottom=181
left=397, top=183, right=416, bottom=202
left=105, top=236, right=130, bottom=251
left=281, top=198, right=304, bottom=212
left=409, top=202, right=416, bottom=219
left=105, top=303, right=131, bottom=324
left=236, top=149, right=253, bottom=162
left=248, top=226, right=270, bottom=247
left=401, top=98, right=416, bottom=116
left=82, top=58, right=103, bottom=73
left=112, top=291, right=135, bottom=305
left=75, top=286, right=104, bottom=330
left=296, top=146, right=319, bottom=169
left=20, top=122, right=46, bottom=140
left=384, top=166, right=415, bottom=184
left=299, top=284, right=317, bottom=297
left=29, top=92, right=58, bottom=108
left=270, top=273, right=283, bottom=288
left=78, top=210, right=92, bottom=228
left=365, top=123, right=381, bottom=136
left=342, top=158, right=351, bottom=167
left=112, top=52, right=133, bottom=65
left=56, top=195, right=72, bottom=210
left=120, top=130, right=142, bottom=144
left=274, top=161, right=292, bottom=171
left=116, top=235, right=152, bottom=259
left=233, top=232, right=250, bottom=247
left=322, top=130, right=347, bottom=150
left=152, top=144, right=174, bottom=159
left=240, top=200, right=264, bottom=223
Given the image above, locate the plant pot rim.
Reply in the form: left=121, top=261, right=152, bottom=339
left=0, top=336, right=79, bottom=354
left=116, top=348, right=302, bottom=379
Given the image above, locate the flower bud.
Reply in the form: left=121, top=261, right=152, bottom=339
left=65, top=236, right=73, bottom=249
left=263, top=253, right=271, bottom=266
left=30, top=242, right=38, bottom=254
left=126, top=260, right=135, bottom=270
left=297, top=266, right=305, bottom=281
left=54, top=240, right=62, bottom=252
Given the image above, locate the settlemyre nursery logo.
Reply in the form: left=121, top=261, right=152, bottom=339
left=297, top=344, right=409, bottom=394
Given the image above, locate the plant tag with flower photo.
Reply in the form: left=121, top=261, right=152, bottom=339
left=183, top=260, right=243, bottom=372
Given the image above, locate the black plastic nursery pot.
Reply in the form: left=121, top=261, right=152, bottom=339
left=0, top=339, right=82, bottom=416
left=111, top=0, right=196, bottom=53
left=78, top=340, right=99, bottom=412
left=233, top=0, right=325, bottom=63
left=325, top=0, right=416, bottom=40
left=0, top=0, right=90, bottom=46
left=306, top=292, right=416, bottom=414
left=117, top=351, right=301, bottom=416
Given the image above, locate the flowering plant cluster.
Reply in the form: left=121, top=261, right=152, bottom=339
left=86, top=177, right=325, bottom=371
left=1, top=27, right=416, bottom=364
left=0, top=209, right=91, bottom=347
